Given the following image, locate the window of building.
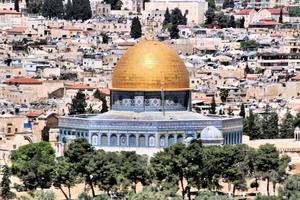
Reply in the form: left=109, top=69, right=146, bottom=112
left=149, top=135, right=155, bottom=147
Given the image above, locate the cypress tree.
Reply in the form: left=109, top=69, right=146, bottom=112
left=163, top=8, right=171, bottom=27
left=64, top=0, right=73, bottom=20
left=14, top=0, right=19, bottom=12
left=1, top=165, right=14, bottom=200
left=240, top=17, right=245, bottom=28
left=130, top=17, right=142, bottom=39
left=169, top=24, right=179, bottom=39
left=228, top=15, right=236, bottom=28
left=239, top=103, right=245, bottom=118
left=42, top=0, right=64, bottom=19
left=72, top=0, right=92, bottom=21
left=210, top=96, right=216, bottom=114
left=279, top=8, right=283, bottom=23
left=69, top=90, right=87, bottom=115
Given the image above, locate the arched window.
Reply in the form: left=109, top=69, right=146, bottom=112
left=101, top=134, right=108, bottom=146
left=160, top=135, right=165, bottom=147
left=120, top=134, right=127, bottom=146
left=139, top=135, right=145, bottom=147
left=149, top=135, right=155, bottom=147
left=92, top=134, right=98, bottom=146
left=129, top=134, right=136, bottom=147
left=168, top=135, right=174, bottom=146
left=110, top=134, right=117, bottom=146
left=177, top=134, right=183, bottom=143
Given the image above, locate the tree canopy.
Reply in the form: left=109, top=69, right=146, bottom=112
left=10, top=142, right=55, bottom=190
left=130, top=17, right=142, bottom=39
left=69, top=90, right=87, bottom=115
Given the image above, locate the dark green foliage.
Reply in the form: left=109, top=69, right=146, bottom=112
left=169, top=24, right=179, bottom=39
left=279, top=8, right=283, bottom=23
left=42, top=0, right=64, bottom=18
left=165, top=8, right=187, bottom=39
left=26, top=0, right=43, bottom=14
left=294, top=112, right=300, bottom=127
left=14, top=0, right=19, bottom=12
left=228, top=15, right=236, bottom=28
left=69, top=90, right=87, bottom=115
left=255, top=144, right=280, bottom=196
left=240, top=40, right=260, bottom=51
left=53, top=157, right=77, bottom=200
left=103, top=0, right=122, bottom=10
left=205, top=8, right=215, bottom=25
left=206, top=0, right=216, bottom=10
left=64, top=138, right=96, bottom=197
left=71, top=0, right=92, bottom=21
left=64, top=0, right=73, bottom=20
left=1, top=165, right=14, bottom=200
left=239, top=103, right=245, bottom=118
left=130, top=17, right=142, bottom=39
left=219, top=89, right=228, bottom=102
left=195, top=190, right=233, bottom=199
left=209, top=96, right=216, bottom=114
left=170, top=8, right=187, bottom=25
left=260, top=106, right=279, bottom=139
left=94, top=89, right=109, bottom=113
left=240, top=17, right=245, bottom=28
left=163, top=8, right=171, bottom=27
left=100, top=33, right=109, bottom=44
left=255, top=196, right=281, bottom=200
left=10, top=142, right=55, bottom=190
left=223, top=0, right=234, bottom=9
left=244, top=109, right=261, bottom=139
left=281, top=174, right=300, bottom=199
left=279, top=111, right=294, bottom=138
left=289, top=7, right=300, bottom=17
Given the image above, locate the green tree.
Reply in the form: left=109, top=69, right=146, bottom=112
left=26, top=0, right=43, bottom=14
left=255, top=144, right=280, bottom=196
left=10, top=142, right=55, bottom=191
left=294, top=112, right=300, bottom=127
left=205, top=8, right=215, bottom=25
left=240, top=17, right=245, bottom=28
left=103, top=0, right=122, bottom=10
left=240, top=40, right=260, bottom=51
left=206, top=0, right=216, bottom=10
left=280, top=174, right=300, bottom=200
left=255, top=196, right=281, bottom=200
left=228, top=15, right=236, bottom=28
left=219, top=89, right=228, bottom=103
left=72, top=0, right=92, bottom=21
left=195, top=190, right=233, bottom=199
left=1, top=165, right=14, bottom=200
left=209, top=96, right=216, bottom=114
left=130, top=17, right=142, bottom=39
left=64, top=0, right=73, bottom=20
left=260, top=107, right=279, bottom=139
left=170, top=8, right=187, bottom=25
left=241, top=1, right=247, bottom=8
left=223, top=0, right=234, bottom=9
left=117, top=151, right=150, bottom=193
left=14, top=0, right=19, bottom=12
left=94, top=89, right=109, bottom=113
left=169, top=24, right=179, bottom=39
left=64, top=139, right=96, bottom=197
left=279, top=8, right=283, bottom=23
left=53, top=157, right=77, bottom=200
left=280, top=111, right=294, bottom=138
left=239, top=103, right=245, bottom=118
left=69, top=90, right=87, bottom=115
left=86, top=150, right=117, bottom=195
left=245, top=109, right=261, bottom=139
left=42, top=0, right=64, bottom=18
left=100, top=33, right=109, bottom=44
left=151, top=143, right=188, bottom=199
left=163, top=8, right=171, bottom=27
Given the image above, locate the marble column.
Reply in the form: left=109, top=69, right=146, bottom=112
left=145, top=134, right=149, bottom=147
left=107, top=133, right=111, bottom=146
left=126, top=134, right=129, bottom=146
left=117, top=134, right=120, bottom=146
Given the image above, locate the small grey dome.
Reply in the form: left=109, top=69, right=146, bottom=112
left=201, top=126, right=223, bottom=139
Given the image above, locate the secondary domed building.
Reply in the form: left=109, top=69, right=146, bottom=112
left=58, top=40, right=243, bottom=155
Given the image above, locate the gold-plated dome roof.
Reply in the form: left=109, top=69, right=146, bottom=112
left=111, top=40, right=190, bottom=91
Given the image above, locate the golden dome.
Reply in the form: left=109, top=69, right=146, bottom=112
left=111, top=40, right=190, bottom=91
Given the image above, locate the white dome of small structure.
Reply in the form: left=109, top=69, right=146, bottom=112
left=200, top=126, right=224, bottom=146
